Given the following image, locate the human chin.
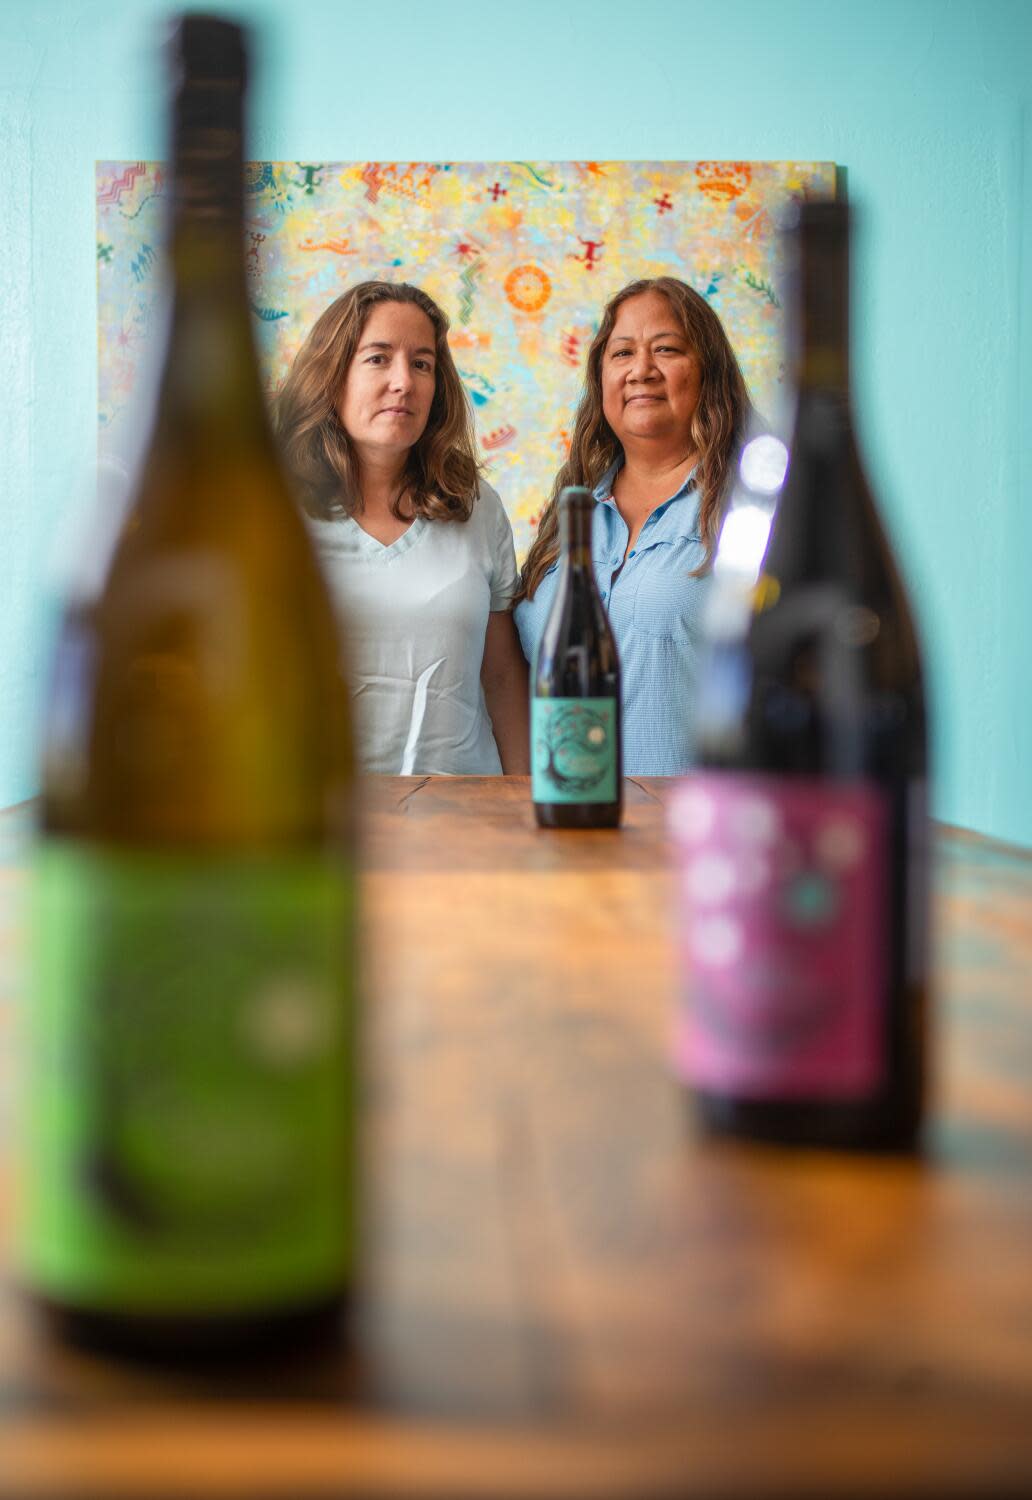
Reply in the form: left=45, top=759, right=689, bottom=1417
left=357, top=424, right=415, bottom=454
left=620, top=403, right=670, bottom=434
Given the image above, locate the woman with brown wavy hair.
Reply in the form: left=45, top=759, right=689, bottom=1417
left=514, top=276, right=753, bottom=775
left=275, top=281, right=528, bottom=775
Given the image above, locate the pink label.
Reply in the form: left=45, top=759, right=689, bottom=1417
left=669, top=773, right=887, bottom=1100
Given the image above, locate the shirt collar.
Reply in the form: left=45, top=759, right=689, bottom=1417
left=592, top=457, right=698, bottom=516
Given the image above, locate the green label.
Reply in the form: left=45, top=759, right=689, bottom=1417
left=22, top=841, right=356, bottom=1315
left=532, top=696, right=618, bottom=804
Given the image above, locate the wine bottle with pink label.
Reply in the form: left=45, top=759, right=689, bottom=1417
left=675, top=200, right=930, bottom=1150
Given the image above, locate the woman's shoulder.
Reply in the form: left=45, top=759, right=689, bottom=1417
left=473, top=479, right=509, bottom=522
left=458, top=479, right=513, bottom=545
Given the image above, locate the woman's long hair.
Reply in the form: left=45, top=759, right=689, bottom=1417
left=272, top=281, right=483, bottom=522
left=515, top=277, right=752, bottom=602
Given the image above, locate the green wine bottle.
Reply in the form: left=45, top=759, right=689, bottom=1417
left=22, top=13, right=357, bottom=1355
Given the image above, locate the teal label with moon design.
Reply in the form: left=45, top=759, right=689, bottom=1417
left=532, top=697, right=618, bottom=804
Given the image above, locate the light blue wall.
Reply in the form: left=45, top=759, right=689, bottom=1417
left=2, top=0, right=1030, bottom=844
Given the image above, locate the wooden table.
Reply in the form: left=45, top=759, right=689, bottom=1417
left=2, top=776, right=1032, bottom=1497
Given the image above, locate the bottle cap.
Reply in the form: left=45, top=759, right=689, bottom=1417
left=171, top=12, right=247, bottom=90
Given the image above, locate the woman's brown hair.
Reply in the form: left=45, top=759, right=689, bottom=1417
left=515, top=276, right=752, bottom=602
left=272, top=281, right=483, bottom=522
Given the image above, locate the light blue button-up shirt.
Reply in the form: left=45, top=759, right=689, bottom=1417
left=514, top=463, right=712, bottom=776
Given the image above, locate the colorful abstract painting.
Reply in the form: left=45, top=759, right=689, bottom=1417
left=97, top=160, right=835, bottom=557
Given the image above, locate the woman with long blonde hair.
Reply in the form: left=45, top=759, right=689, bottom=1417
left=514, top=276, right=753, bottom=775
left=275, top=281, right=529, bottom=775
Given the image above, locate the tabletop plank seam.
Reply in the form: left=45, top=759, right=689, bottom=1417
left=393, top=777, right=432, bottom=812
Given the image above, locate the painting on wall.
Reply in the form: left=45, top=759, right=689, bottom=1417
left=97, top=159, right=835, bottom=557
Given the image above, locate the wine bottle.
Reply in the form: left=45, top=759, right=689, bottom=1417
left=532, top=487, right=622, bottom=828
left=21, top=13, right=357, bottom=1354
left=673, top=200, right=929, bottom=1149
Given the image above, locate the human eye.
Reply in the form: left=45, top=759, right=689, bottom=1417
left=414, top=358, right=434, bottom=373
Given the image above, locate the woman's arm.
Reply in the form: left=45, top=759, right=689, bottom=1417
left=481, top=609, right=530, bottom=774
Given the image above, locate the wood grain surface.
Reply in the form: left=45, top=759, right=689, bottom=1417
left=1, top=778, right=1031, bottom=1498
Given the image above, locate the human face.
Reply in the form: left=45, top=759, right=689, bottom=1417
left=600, top=291, right=703, bottom=452
left=338, top=301, right=437, bottom=464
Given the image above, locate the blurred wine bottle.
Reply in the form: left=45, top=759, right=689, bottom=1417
left=673, top=200, right=929, bottom=1149
left=22, top=13, right=357, bottom=1354
left=532, top=487, right=622, bottom=828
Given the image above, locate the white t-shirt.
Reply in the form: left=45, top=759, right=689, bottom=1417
left=307, top=483, right=518, bottom=775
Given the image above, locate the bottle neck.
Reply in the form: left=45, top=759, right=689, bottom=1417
left=559, top=503, right=595, bottom=568
left=763, top=210, right=876, bottom=589
left=157, top=76, right=265, bottom=436
left=797, top=221, right=851, bottom=396
left=170, top=75, right=247, bottom=272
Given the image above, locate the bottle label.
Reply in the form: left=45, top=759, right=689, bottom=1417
left=22, top=841, right=356, bottom=1314
left=669, top=773, right=888, bottom=1099
left=532, top=697, right=618, bottom=804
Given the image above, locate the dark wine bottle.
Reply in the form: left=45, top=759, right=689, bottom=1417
left=21, top=13, right=357, bottom=1355
left=674, top=199, right=929, bottom=1149
left=532, top=487, right=623, bottom=828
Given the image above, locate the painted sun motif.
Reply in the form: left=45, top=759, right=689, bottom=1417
left=504, top=263, right=552, bottom=314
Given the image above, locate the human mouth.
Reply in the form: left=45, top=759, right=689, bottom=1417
left=380, top=406, right=415, bottom=416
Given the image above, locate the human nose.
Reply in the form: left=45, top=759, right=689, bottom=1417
left=388, top=355, right=413, bottom=392
left=626, top=345, right=658, bottom=382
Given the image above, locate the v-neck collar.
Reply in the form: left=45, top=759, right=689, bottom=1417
left=342, top=514, right=428, bottom=562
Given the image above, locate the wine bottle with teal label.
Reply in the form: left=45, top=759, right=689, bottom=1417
left=531, top=488, right=622, bottom=828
